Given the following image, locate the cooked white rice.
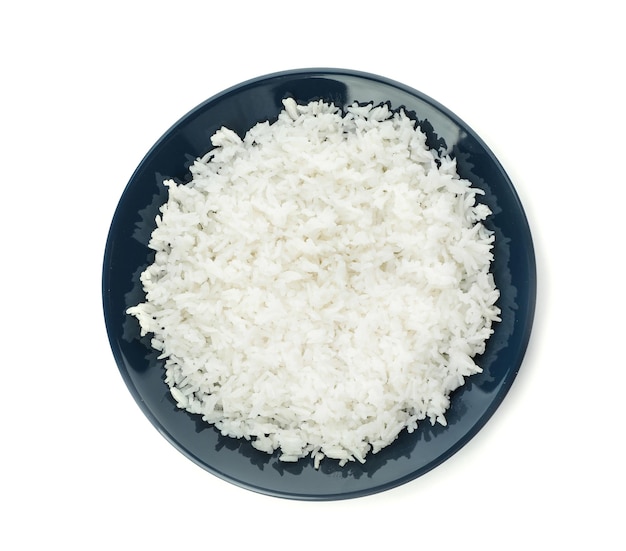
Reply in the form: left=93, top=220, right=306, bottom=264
left=127, top=98, right=501, bottom=467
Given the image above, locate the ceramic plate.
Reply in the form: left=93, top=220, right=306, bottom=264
left=102, top=68, right=536, bottom=500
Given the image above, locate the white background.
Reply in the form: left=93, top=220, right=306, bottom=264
left=2, top=1, right=624, bottom=548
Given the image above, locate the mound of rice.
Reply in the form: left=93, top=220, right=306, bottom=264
left=127, top=98, right=501, bottom=467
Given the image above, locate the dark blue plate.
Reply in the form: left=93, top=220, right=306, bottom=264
left=102, top=68, right=536, bottom=500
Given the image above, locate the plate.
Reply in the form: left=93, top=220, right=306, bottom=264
left=102, top=68, right=536, bottom=500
